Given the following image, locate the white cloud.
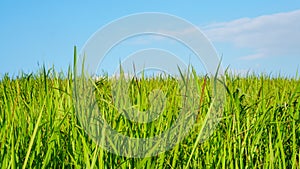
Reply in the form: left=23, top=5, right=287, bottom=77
left=239, top=53, right=266, bottom=60
left=203, top=10, right=300, bottom=60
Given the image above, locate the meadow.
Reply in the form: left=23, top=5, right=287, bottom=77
left=0, top=58, right=299, bottom=168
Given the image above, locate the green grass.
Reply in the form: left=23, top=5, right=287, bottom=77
left=0, top=58, right=299, bottom=168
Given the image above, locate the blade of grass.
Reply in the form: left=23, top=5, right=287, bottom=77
left=22, top=96, right=47, bottom=169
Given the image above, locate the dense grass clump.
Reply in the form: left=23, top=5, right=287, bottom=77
left=0, top=67, right=299, bottom=168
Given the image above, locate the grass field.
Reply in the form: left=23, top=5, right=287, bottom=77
left=0, top=57, right=300, bottom=168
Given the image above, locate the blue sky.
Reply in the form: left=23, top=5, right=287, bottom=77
left=1, top=1, right=300, bottom=77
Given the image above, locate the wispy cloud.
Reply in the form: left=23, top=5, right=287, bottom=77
left=203, top=10, right=300, bottom=60
left=123, top=10, right=300, bottom=62
left=239, top=53, right=265, bottom=60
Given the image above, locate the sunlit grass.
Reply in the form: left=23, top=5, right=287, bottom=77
left=0, top=58, right=299, bottom=168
